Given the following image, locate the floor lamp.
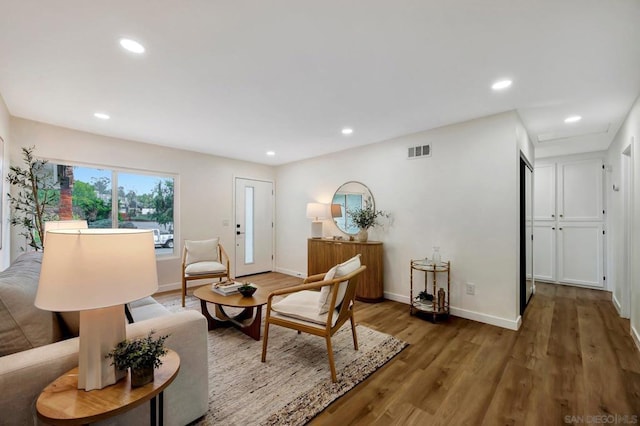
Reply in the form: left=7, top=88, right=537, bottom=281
left=36, top=229, right=158, bottom=391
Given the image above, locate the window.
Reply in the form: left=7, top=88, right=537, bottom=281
left=48, top=163, right=175, bottom=255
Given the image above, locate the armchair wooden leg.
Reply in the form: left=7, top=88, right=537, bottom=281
left=350, top=314, right=359, bottom=351
left=261, top=321, right=270, bottom=362
left=325, top=336, right=337, bottom=383
left=181, top=277, right=187, bottom=307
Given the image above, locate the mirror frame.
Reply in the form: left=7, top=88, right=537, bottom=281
left=331, top=181, right=375, bottom=235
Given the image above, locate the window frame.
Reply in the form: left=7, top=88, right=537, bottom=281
left=44, top=157, right=179, bottom=260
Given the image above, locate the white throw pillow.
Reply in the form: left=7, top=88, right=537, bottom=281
left=317, top=254, right=361, bottom=314
left=317, top=265, right=338, bottom=314
left=185, top=238, right=219, bottom=265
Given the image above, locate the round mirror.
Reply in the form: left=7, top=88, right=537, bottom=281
left=331, top=181, right=375, bottom=235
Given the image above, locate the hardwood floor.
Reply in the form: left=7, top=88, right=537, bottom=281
left=156, top=275, right=640, bottom=425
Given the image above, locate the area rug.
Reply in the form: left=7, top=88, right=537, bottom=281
left=163, top=296, right=407, bottom=425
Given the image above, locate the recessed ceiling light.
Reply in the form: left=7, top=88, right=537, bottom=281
left=266, top=151, right=275, bottom=156
left=564, top=115, right=582, bottom=123
left=119, top=38, right=145, bottom=54
left=491, top=79, right=512, bottom=90
left=341, top=128, right=353, bottom=135
left=94, top=112, right=110, bottom=120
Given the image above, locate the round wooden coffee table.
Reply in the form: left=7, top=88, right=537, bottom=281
left=193, top=285, right=268, bottom=340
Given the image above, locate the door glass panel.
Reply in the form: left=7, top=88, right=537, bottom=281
left=245, top=186, right=254, bottom=264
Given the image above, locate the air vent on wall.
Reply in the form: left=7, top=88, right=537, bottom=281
left=407, top=144, right=431, bottom=159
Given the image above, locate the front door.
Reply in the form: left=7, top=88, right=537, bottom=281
left=234, top=178, right=274, bottom=277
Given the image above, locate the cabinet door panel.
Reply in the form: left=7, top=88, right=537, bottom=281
left=534, top=164, right=556, bottom=221
left=533, top=224, right=556, bottom=281
left=558, top=159, right=603, bottom=221
left=557, top=223, right=603, bottom=287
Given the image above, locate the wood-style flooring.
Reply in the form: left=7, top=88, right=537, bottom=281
left=157, top=274, right=640, bottom=425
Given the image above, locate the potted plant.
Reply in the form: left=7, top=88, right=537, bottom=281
left=106, top=330, right=169, bottom=387
left=347, top=206, right=388, bottom=242
left=6, top=146, right=59, bottom=251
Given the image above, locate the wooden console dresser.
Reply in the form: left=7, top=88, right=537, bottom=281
left=307, top=238, right=384, bottom=302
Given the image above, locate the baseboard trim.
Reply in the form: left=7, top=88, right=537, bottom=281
left=613, top=294, right=622, bottom=316
left=383, top=291, right=520, bottom=330
left=158, top=281, right=181, bottom=293
left=274, top=267, right=305, bottom=278
left=632, top=325, right=640, bottom=352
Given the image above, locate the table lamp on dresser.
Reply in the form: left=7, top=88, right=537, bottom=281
left=35, top=228, right=158, bottom=391
left=306, top=202, right=327, bottom=238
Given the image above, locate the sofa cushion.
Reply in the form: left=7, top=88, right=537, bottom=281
left=128, top=296, right=171, bottom=322
left=0, top=252, right=61, bottom=356
left=185, top=238, right=219, bottom=265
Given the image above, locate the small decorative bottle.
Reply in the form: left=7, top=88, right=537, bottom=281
left=438, top=288, right=446, bottom=311
left=432, top=246, right=441, bottom=266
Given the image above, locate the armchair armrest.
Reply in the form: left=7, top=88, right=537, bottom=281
left=219, top=243, right=230, bottom=272
left=268, top=279, right=334, bottom=299
left=303, top=273, right=326, bottom=284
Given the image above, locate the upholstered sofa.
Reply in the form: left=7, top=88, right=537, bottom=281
left=0, top=252, right=209, bottom=425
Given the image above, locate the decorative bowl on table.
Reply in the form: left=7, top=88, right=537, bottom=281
left=238, top=284, right=257, bottom=297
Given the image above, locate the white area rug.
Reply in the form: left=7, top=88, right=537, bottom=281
left=164, top=297, right=407, bottom=425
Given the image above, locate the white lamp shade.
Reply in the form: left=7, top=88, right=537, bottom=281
left=306, top=203, right=327, bottom=220
left=44, top=220, right=88, bottom=232
left=36, top=228, right=158, bottom=311
left=43, top=220, right=88, bottom=246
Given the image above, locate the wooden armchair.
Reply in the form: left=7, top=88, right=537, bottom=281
left=181, top=238, right=230, bottom=306
left=261, top=256, right=366, bottom=382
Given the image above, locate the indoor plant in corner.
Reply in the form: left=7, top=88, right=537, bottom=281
left=106, top=331, right=169, bottom=387
left=347, top=206, right=388, bottom=242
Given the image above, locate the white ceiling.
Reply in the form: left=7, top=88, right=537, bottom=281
left=0, top=0, right=639, bottom=165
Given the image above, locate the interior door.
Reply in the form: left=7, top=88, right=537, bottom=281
left=557, top=222, right=604, bottom=287
left=557, top=159, right=604, bottom=221
left=533, top=223, right=556, bottom=282
left=521, top=158, right=534, bottom=314
left=534, top=163, right=556, bottom=221
left=234, top=178, right=274, bottom=277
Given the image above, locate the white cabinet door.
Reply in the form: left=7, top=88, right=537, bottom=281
left=557, top=222, right=604, bottom=288
left=557, top=159, right=603, bottom=221
left=533, top=223, right=556, bottom=282
left=534, top=164, right=556, bottom=221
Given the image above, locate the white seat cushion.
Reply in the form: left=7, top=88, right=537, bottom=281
left=317, top=254, right=361, bottom=314
left=185, top=238, right=219, bottom=265
left=185, top=261, right=226, bottom=275
left=272, top=290, right=339, bottom=326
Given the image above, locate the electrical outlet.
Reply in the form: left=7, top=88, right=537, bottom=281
left=466, top=282, right=476, bottom=295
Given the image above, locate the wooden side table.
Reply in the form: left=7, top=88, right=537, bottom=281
left=36, top=350, right=180, bottom=426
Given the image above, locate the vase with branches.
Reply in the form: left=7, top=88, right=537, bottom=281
left=6, top=146, right=58, bottom=250
left=347, top=206, right=388, bottom=242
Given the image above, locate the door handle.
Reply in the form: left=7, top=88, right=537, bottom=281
left=551, top=214, right=555, bottom=218
left=552, top=227, right=555, bottom=230
left=560, top=214, right=563, bottom=218
left=236, top=231, right=245, bottom=235
left=559, top=227, right=563, bottom=231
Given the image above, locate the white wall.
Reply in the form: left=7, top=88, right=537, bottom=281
left=0, top=95, right=10, bottom=269
left=9, top=117, right=275, bottom=290
left=276, top=111, right=528, bottom=329
left=606, top=94, right=640, bottom=349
